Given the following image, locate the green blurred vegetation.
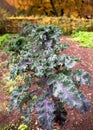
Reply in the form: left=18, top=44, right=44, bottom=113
left=72, top=31, right=93, bottom=48
left=0, top=34, right=10, bottom=50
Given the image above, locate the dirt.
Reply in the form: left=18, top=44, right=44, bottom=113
left=0, top=36, right=93, bottom=130
left=61, top=36, right=93, bottom=130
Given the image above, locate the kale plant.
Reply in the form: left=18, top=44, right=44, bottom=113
left=8, top=23, right=91, bottom=130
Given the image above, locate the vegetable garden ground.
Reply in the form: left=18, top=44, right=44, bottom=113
left=0, top=36, right=93, bottom=130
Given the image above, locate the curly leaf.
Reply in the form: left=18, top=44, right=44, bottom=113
left=9, top=85, right=37, bottom=122
left=65, top=57, right=76, bottom=69
left=73, top=69, right=91, bottom=87
left=57, top=55, right=80, bottom=68
left=37, top=98, right=55, bottom=130
left=53, top=79, right=90, bottom=113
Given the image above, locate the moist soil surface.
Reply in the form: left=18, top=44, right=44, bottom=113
left=0, top=36, right=93, bottom=130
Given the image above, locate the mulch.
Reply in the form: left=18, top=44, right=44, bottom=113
left=0, top=36, right=93, bottom=130
left=61, top=36, right=93, bottom=130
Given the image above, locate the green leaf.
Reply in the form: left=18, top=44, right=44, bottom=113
left=37, top=97, right=55, bottom=130
left=52, top=74, right=91, bottom=113
left=73, top=69, right=91, bottom=87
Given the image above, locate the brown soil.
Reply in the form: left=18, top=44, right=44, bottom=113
left=0, top=36, right=93, bottom=130
left=61, top=36, right=93, bottom=130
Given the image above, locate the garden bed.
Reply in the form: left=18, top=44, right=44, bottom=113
left=0, top=36, right=93, bottom=130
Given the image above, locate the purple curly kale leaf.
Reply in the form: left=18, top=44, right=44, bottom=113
left=37, top=97, right=55, bottom=130
left=53, top=80, right=90, bottom=114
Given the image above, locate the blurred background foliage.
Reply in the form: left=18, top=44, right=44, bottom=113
left=0, top=0, right=93, bottom=35
left=0, top=0, right=93, bottom=18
